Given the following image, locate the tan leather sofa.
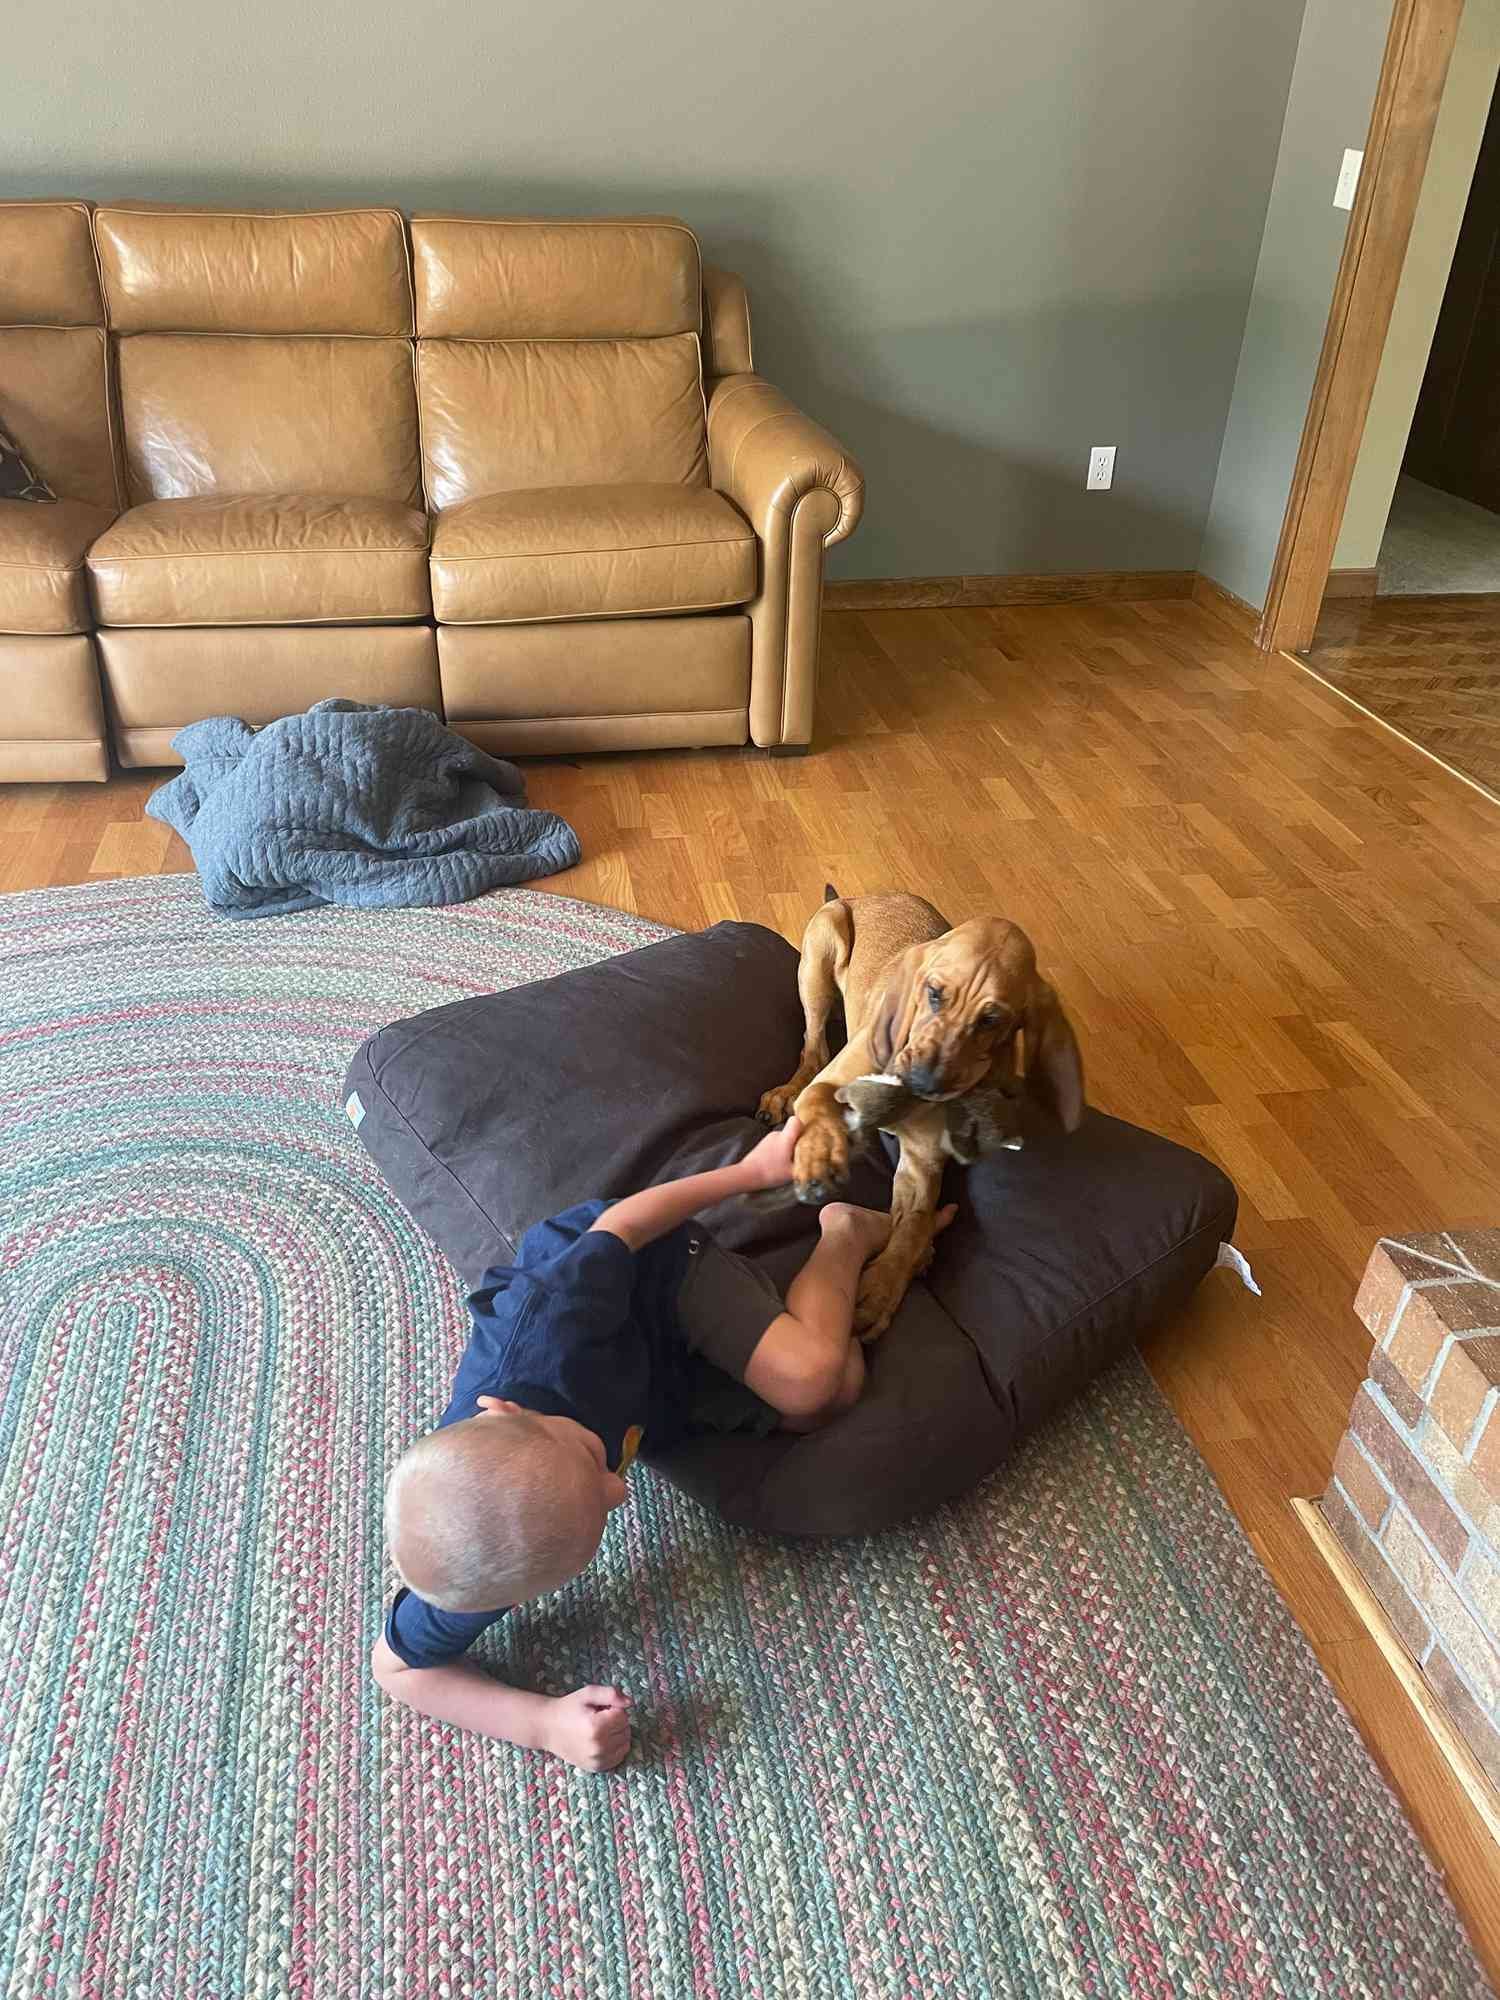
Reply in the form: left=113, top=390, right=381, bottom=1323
left=0, top=201, right=863, bottom=780
left=0, top=202, right=120, bottom=781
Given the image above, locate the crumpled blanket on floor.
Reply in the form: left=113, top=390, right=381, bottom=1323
left=147, top=699, right=582, bottom=919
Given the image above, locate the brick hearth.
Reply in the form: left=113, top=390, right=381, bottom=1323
left=1323, top=1231, right=1500, bottom=1790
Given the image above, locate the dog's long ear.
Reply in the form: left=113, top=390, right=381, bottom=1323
left=1024, top=979, right=1085, bottom=1133
left=869, top=945, right=923, bottom=1072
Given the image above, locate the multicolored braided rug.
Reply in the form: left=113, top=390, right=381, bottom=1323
left=0, top=877, right=1489, bottom=1999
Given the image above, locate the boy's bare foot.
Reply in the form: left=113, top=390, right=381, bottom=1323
left=818, top=1202, right=893, bottom=1262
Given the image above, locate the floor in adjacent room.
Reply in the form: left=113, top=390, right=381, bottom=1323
left=1378, top=474, right=1500, bottom=596
left=4, top=596, right=1498, bottom=1973
left=1305, top=589, right=1500, bottom=801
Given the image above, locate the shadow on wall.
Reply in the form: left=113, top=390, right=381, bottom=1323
left=68, top=167, right=1246, bottom=584
left=807, top=373, right=1212, bottom=584
left=786, top=296, right=1260, bottom=582
left=1195, top=273, right=1351, bottom=612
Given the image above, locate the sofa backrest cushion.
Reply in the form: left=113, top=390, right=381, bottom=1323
left=410, top=216, right=708, bottom=510
left=0, top=203, right=120, bottom=511
left=418, top=334, right=707, bottom=510
left=0, top=200, right=104, bottom=326
left=94, top=206, right=413, bottom=335
left=96, top=207, right=420, bottom=506
left=117, top=335, right=422, bottom=505
left=0, top=330, right=119, bottom=511
left=411, top=216, right=700, bottom=339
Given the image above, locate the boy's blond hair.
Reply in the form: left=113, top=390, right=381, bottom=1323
left=385, top=1413, right=605, bottom=1612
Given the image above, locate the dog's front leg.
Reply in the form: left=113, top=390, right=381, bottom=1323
left=854, top=1125, right=945, bottom=1340
left=757, top=900, right=851, bottom=1126
left=758, top=1054, right=827, bottom=1131
left=789, top=1080, right=852, bottom=1204
left=780, top=1039, right=872, bottom=1203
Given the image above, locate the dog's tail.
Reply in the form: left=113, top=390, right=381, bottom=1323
left=823, top=881, right=840, bottom=904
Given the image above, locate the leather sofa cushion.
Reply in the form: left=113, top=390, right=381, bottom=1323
left=88, top=496, right=431, bottom=626
left=0, top=633, right=109, bottom=783
left=438, top=616, right=750, bottom=727
left=430, top=484, right=755, bottom=623
left=411, top=216, right=700, bottom=339
left=0, top=328, right=120, bottom=511
left=100, top=626, right=440, bottom=766
left=0, top=201, right=103, bottom=326
left=345, top=921, right=1237, bottom=1538
left=118, top=335, right=422, bottom=508
left=0, top=498, right=115, bottom=635
left=95, top=206, right=413, bottom=335
left=417, top=334, right=707, bottom=511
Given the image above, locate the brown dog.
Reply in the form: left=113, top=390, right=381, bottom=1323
left=757, top=890, right=1085, bottom=1338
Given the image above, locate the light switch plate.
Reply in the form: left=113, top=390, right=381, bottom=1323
left=1334, top=148, right=1363, bottom=211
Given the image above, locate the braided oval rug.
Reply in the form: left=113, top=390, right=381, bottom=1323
left=0, top=877, right=1489, bottom=2000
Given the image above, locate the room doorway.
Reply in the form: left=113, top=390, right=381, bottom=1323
left=1261, top=0, right=1500, bottom=799
left=1381, top=59, right=1500, bottom=592
left=1255, top=0, right=1467, bottom=656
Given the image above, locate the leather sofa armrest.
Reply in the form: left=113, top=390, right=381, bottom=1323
left=701, top=266, right=754, bottom=378
left=706, top=373, right=863, bottom=751
left=706, top=373, right=864, bottom=549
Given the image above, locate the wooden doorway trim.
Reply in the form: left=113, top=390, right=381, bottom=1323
left=1257, top=0, right=1466, bottom=654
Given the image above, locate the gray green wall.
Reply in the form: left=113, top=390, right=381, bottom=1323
left=1199, top=0, right=1395, bottom=610
left=10, top=0, right=1311, bottom=582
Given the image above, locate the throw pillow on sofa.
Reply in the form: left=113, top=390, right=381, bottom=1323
left=0, top=425, right=57, bottom=503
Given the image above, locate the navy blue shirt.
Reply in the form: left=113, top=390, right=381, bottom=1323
left=384, top=1201, right=695, bottom=1669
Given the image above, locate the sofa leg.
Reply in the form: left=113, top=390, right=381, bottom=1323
left=767, top=743, right=811, bottom=758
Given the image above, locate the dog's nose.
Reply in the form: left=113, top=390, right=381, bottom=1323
left=906, top=1064, right=942, bottom=1099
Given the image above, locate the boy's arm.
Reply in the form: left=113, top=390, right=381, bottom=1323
left=371, top=1634, right=631, bottom=1772
left=590, top=1120, right=801, bottom=1252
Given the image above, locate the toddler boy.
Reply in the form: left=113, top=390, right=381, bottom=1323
left=373, top=1120, right=951, bottom=1770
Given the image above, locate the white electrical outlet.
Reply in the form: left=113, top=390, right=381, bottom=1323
left=1334, top=148, right=1363, bottom=211
left=1087, top=445, right=1116, bottom=492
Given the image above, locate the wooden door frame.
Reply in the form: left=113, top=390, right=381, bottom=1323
left=1258, top=0, right=1467, bottom=654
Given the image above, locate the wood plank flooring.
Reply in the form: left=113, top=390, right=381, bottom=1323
left=4, top=598, right=1499, bottom=1971
left=1307, top=591, right=1500, bottom=800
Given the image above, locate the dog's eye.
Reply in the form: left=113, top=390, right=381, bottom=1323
left=927, top=984, right=944, bottom=1011
left=979, top=1006, right=1007, bottom=1030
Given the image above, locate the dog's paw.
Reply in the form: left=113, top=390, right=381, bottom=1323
left=854, top=1255, right=906, bottom=1342
left=756, top=1081, right=802, bottom=1127
left=792, top=1122, right=849, bottom=1205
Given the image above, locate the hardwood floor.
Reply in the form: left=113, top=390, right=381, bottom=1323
left=5, top=597, right=1499, bottom=1970
left=1307, top=591, right=1500, bottom=800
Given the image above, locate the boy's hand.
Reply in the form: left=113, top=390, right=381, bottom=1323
left=737, top=1117, right=802, bottom=1191
left=544, top=1686, right=632, bottom=1772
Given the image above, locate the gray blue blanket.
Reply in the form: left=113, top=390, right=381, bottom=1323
left=147, top=699, right=582, bottom=919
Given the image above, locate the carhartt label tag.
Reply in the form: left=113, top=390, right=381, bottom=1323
left=1215, top=1241, right=1261, bottom=1295
left=345, top=1092, right=366, bottom=1129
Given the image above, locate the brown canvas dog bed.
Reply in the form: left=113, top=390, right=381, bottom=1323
left=344, top=919, right=1237, bottom=1536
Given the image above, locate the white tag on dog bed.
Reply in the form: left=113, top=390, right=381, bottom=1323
left=1215, top=1241, right=1261, bottom=1295
left=345, top=1092, right=366, bottom=1130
